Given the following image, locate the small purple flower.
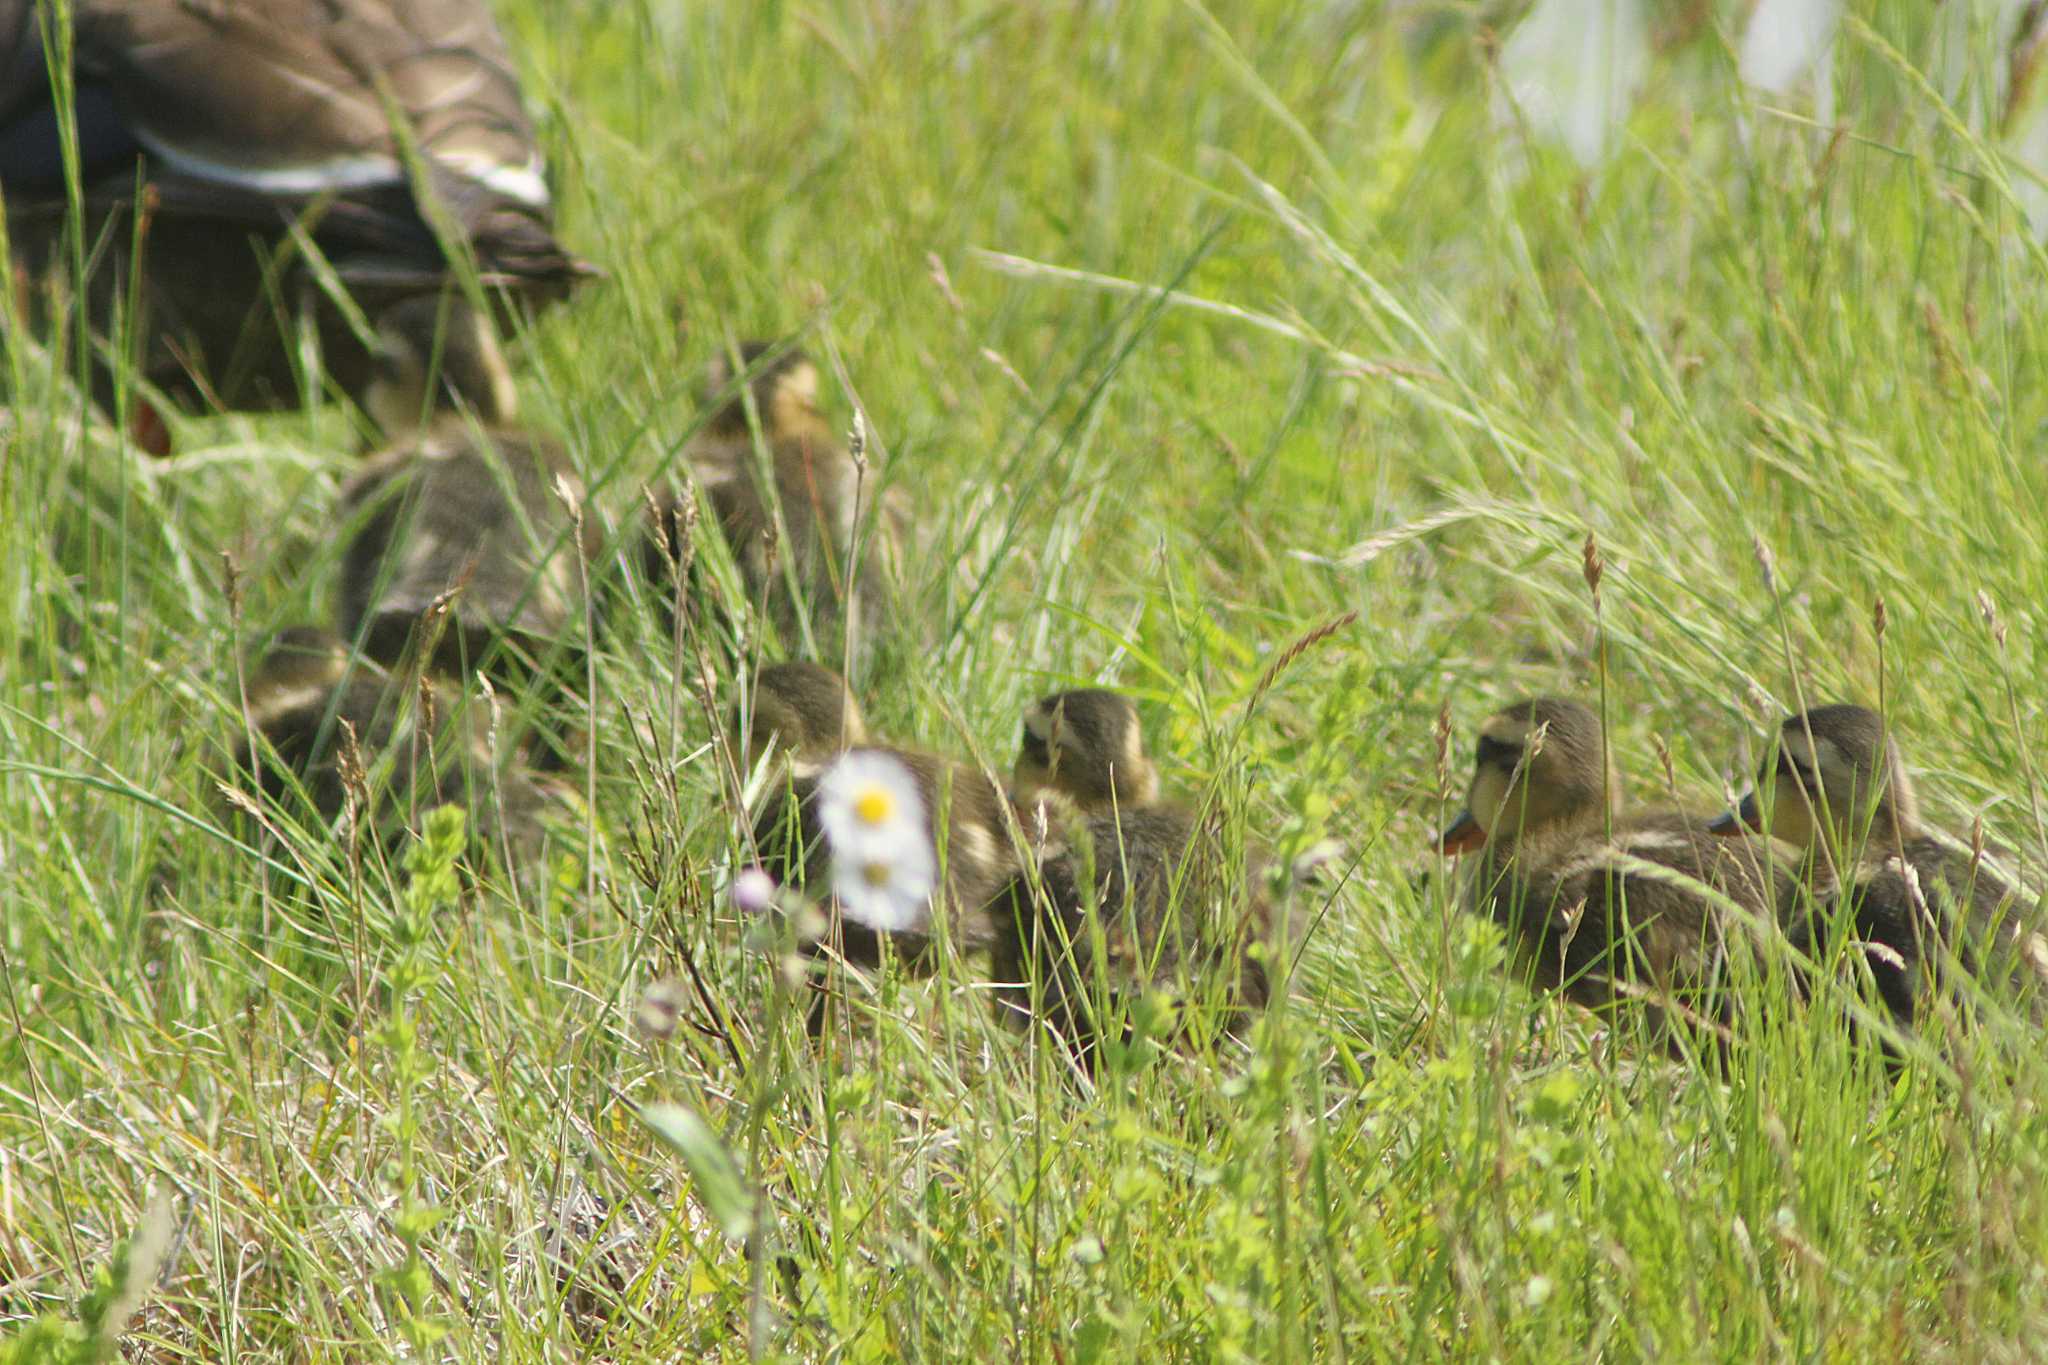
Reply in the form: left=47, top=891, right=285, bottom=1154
left=733, top=866, right=778, bottom=916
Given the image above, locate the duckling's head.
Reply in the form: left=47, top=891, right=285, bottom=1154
left=1013, top=689, right=1161, bottom=814
left=736, top=662, right=866, bottom=773
left=237, top=630, right=379, bottom=772
left=701, top=342, right=820, bottom=440
left=364, top=294, right=518, bottom=435
left=1714, top=704, right=1917, bottom=851
left=245, top=627, right=351, bottom=716
left=1439, top=696, right=1611, bottom=854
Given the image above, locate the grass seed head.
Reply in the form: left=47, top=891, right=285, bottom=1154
left=219, top=550, right=242, bottom=619
left=1976, top=589, right=2008, bottom=647
left=1751, top=534, right=1778, bottom=594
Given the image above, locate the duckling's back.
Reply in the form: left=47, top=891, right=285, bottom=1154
left=664, top=419, right=900, bottom=677
left=226, top=630, right=547, bottom=860
left=232, top=633, right=396, bottom=822
left=1789, top=836, right=2043, bottom=1035
left=1479, top=810, right=1796, bottom=1032
left=992, top=802, right=1276, bottom=1055
left=338, top=429, right=594, bottom=676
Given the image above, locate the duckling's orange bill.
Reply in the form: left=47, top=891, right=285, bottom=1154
left=1437, top=809, right=1486, bottom=855
left=1706, top=795, right=1762, bottom=836
left=130, top=399, right=172, bottom=458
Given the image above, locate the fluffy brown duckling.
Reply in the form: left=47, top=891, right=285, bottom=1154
left=1, top=0, right=590, bottom=438
left=337, top=296, right=598, bottom=742
left=1440, top=697, right=1796, bottom=1045
left=1011, top=688, right=1161, bottom=814
left=225, top=625, right=545, bottom=856
left=741, top=664, right=1018, bottom=975
left=994, top=689, right=1276, bottom=1060
left=734, top=660, right=870, bottom=780
left=644, top=343, right=901, bottom=676
left=1711, top=704, right=2043, bottom=1037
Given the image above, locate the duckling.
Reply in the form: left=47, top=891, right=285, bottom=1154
left=226, top=625, right=544, bottom=855
left=643, top=343, right=900, bottom=675
left=1, top=0, right=591, bottom=428
left=337, top=296, right=598, bottom=725
left=229, top=626, right=383, bottom=822
left=1011, top=688, right=1161, bottom=814
left=741, top=664, right=1017, bottom=973
left=1440, top=697, right=1796, bottom=1044
left=993, top=689, right=1276, bottom=1060
left=358, top=292, right=523, bottom=437
left=1711, top=704, right=2042, bottom=1036
left=733, top=660, right=870, bottom=780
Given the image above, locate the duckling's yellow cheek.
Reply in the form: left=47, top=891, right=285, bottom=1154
left=1012, top=763, right=1051, bottom=807
left=363, top=379, right=425, bottom=440
left=1469, top=769, right=1508, bottom=834
left=1768, top=777, right=1815, bottom=847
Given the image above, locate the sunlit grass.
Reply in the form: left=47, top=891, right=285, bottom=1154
left=4, top=1, right=2047, bottom=1359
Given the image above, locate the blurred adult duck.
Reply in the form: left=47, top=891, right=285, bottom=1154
left=0, top=0, right=591, bottom=441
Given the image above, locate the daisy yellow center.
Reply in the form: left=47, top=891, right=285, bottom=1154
left=854, top=787, right=894, bottom=826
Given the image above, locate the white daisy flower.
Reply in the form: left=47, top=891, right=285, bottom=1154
left=816, top=750, right=922, bottom=855
left=815, top=750, right=937, bottom=933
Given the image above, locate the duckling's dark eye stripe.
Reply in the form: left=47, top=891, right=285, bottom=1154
left=1475, top=735, right=1522, bottom=768
left=1019, top=729, right=1050, bottom=764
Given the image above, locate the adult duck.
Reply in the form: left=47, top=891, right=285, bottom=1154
left=0, top=0, right=590, bottom=441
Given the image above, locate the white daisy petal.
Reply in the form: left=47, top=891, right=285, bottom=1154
left=815, top=751, right=939, bottom=934
left=817, top=750, right=925, bottom=851
left=833, top=842, right=938, bottom=932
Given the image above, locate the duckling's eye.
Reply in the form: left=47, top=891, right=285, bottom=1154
left=1774, top=751, right=1815, bottom=789
left=1475, top=735, right=1522, bottom=770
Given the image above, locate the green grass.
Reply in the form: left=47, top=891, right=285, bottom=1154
left=6, top=1, right=2048, bottom=1358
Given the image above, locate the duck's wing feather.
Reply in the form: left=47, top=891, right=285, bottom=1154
left=71, top=0, right=542, bottom=202
left=3, top=0, right=580, bottom=279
